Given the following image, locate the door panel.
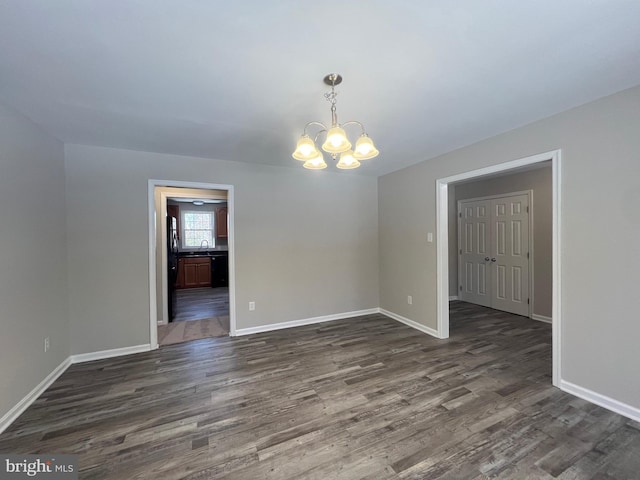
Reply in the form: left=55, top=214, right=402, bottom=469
left=459, top=193, right=530, bottom=317
left=459, top=199, right=491, bottom=307
left=512, top=267, right=523, bottom=302
left=490, top=194, right=530, bottom=316
left=477, top=222, right=486, bottom=254
left=477, top=263, right=487, bottom=295
left=512, top=220, right=522, bottom=256
left=465, top=222, right=473, bottom=253
left=496, top=221, right=506, bottom=255
left=496, top=264, right=506, bottom=300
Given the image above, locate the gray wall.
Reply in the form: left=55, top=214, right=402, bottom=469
left=379, top=84, right=640, bottom=410
left=0, top=103, right=69, bottom=421
left=449, top=165, right=552, bottom=318
left=65, top=144, right=379, bottom=354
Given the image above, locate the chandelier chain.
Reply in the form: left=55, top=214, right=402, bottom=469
left=324, top=86, right=338, bottom=105
left=324, top=84, right=339, bottom=127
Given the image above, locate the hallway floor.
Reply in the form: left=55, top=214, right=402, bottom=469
left=158, top=287, right=230, bottom=346
left=174, top=287, right=229, bottom=322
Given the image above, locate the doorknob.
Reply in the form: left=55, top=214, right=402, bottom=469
left=484, top=257, right=490, bottom=261
left=491, top=258, right=496, bottom=262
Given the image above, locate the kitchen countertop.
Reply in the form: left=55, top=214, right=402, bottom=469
left=179, top=250, right=228, bottom=258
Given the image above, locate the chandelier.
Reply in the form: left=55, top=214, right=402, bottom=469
left=292, top=73, right=379, bottom=170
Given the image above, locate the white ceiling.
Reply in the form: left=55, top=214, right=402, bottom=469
left=1, top=1, right=639, bottom=176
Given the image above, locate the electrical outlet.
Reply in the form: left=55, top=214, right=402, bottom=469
left=44, top=337, right=50, bottom=352
left=249, top=301, right=255, bottom=311
left=407, top=296, right=413, bottom=305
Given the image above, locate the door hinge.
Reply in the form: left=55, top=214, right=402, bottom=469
left=459, top=286, right=462, bottom=291
left=459, top=212, right=462, bottom=218
left=527, top=298, right=530, bottom=305
left=527, top=252, right=530, bottom=259
left=459, top=249, right=462, bottom=255
left=526, top=206, right=529, bottom=213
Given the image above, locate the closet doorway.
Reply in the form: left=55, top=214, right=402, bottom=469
left=458, top=191, right=531, bottom=317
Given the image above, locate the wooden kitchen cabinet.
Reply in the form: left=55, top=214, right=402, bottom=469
left=216, top=207, right=228, bottom=238
left=179, top=257, right=211, bottom=288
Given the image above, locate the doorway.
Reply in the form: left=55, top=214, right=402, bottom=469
left=435, top=150, right=561, bottom=386
left=147, top=180, right=236, bottom=350
left=458, top=191, right=531, bottom=317
left=158, top=195, right=230, bottom=345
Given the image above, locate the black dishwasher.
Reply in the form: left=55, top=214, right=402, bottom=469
left=210, top=253, right=229, bottom=288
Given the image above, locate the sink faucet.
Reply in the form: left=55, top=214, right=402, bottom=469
left=200, top=239, right=209, bottom=250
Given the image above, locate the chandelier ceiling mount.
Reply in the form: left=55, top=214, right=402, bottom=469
left=323, top=73, right=342, bottom=87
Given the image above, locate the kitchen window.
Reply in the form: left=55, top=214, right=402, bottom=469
left=182, top=211, right=215, bottom=249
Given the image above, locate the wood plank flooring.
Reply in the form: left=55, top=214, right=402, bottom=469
left=157, top=316, right=230, bottom=346
left=159, top=287, right=230, bottom=345
left=2, top=302, right=639, bottom=479
left=173, top=287, right=229, bottom=322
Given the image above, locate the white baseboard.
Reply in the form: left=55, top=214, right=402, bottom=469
left=70, top=344, right=152, bottom=363
left=0, top=357, right=71, bottom=435
left=449, top=296, right=459, bottom=301
left=560, top=379, right=640, bottom=423
left=379, top=309, right=440, bottom=338
left=531, top=314, right=552, bottom=324
left=234, top=308, right=380, bottom=336
left=1, top=343, right=154, bottom=434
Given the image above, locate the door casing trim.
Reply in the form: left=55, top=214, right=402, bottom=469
left=147, top=179, right=237, bottom=349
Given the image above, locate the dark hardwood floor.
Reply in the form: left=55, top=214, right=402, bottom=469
left=2, top=302, right=639, bottom=479
left=157, top=316, right=230, bottom=346
left=157, top=287, right=230, bottom=346
left=174, top=287, right=229, bottom=322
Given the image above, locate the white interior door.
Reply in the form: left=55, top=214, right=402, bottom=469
left=459, top=199, right=491, bottom=307
left=458, top=193, right=530, bottom=316
left=491, top=194, right=530, bottom=316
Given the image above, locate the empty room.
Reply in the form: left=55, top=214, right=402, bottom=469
left=1, top=1, right=639, bottom=479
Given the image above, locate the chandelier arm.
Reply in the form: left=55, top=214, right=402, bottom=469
left=341, top=121, right=367, bottom=135
left=303, top=121, right=328, bottom=136
left=313, top=130, right=327, bottom=143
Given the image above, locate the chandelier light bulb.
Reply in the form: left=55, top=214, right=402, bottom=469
left=299, top=143, right=314, bottom=156
left=336, top=150, right=361, bottom=170
left=302, top=152, right=327, bottom=170
left=292, top=135, right=319, bottom=161
left=322, top=126, right=351, bottom=154
left=353, top=134, right=379, bottom=160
